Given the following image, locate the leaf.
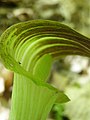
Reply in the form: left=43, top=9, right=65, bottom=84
left=55, top=92, right=70, bottom=104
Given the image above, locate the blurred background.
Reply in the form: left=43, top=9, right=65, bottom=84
left=0, top=0, right=90, bottom=120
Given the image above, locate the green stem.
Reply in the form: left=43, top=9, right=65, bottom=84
left=10, top=73, right=58, bottom=120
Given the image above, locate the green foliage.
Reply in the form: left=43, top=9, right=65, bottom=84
left=0, top=20, right=90, bottom=120
left=53, top=104, right=65, bottom=120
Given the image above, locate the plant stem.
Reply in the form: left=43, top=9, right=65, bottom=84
left=9, top=73, right=58, bottom=120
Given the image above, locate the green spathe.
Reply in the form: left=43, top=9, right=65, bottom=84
left=0, top=20, right=90, bottom=120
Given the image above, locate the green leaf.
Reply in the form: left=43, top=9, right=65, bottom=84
left=55, top=92, right=70, bottom=104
